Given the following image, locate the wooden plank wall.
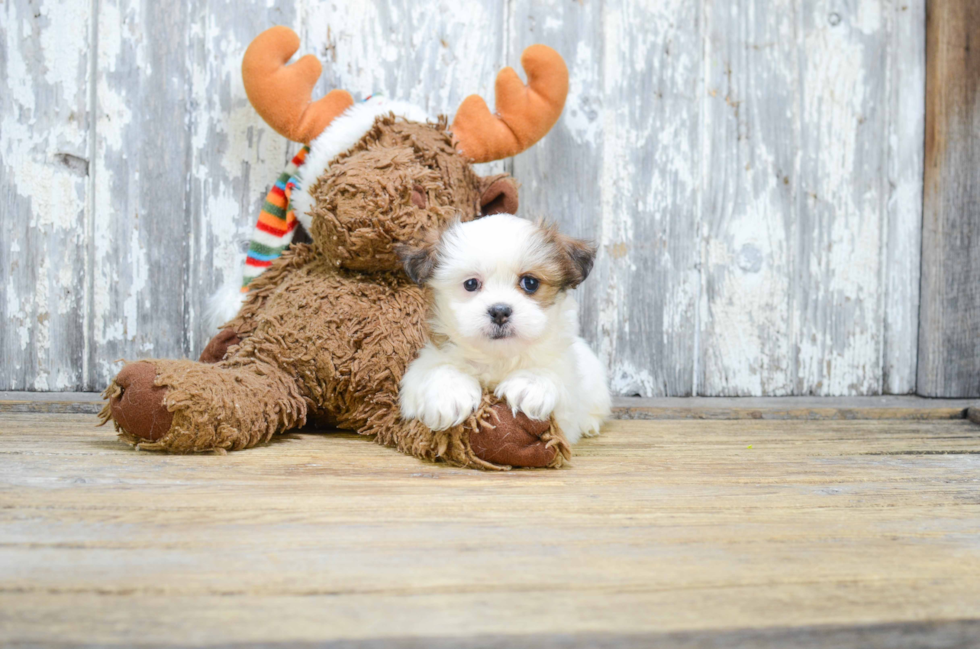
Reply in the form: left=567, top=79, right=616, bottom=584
left=918, top=0, right=980, bottom=398
left=0, top=0, right=936, bottom=396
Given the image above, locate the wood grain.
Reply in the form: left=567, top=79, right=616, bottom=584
left=3, top=391, right=977, bottom=420
left=611, top=395, right=974, bottom=420
left=918, top=0, right=980, bottom=397
left=90, top=0, right=195, bottom=383
left=700, top=0, right=926, bottom=397
left=2, top=412, right=979, bottom=645
left=882, top=0, right=926, bottom=394
left=794, top=0, right=891, bottom=396
left=699, top=0, right=802, bottom=396
left=0, top=0, right=93, bottom=391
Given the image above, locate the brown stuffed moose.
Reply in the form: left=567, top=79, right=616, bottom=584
left=99, top=26, right=572, bottom=469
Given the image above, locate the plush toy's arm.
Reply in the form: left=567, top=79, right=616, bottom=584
left=200, top=244, right=320, bottom=363
left=204, top=146, right=311, bottom=336
left=225, top=243, right=319, bottom=336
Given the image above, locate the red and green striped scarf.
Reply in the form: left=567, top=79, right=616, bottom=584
left=242, top=146, right=310, bottom=291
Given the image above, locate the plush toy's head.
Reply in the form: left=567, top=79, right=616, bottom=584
left=302, top=115, right=518, bottom=272
left=241, top=26, right=568, bottom=274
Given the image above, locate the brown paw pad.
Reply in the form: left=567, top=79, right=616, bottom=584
left=469, top=404, right=556, bottom=468
left=109, top=362, right=173, bottom=442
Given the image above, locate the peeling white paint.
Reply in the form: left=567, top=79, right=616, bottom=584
left=563, top=41, right=601, bottom=146
left=882, top=0, right=925, bottom=394
left=610, top=361, right=658, bottom=397
left=1, top=0, right=90, bottom=390
left=38, top=0, right=91, bottom=94
left=795, top=5, right=883, bottom=395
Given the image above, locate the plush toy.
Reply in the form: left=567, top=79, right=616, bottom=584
left=99, top=26, right=572, bottom=469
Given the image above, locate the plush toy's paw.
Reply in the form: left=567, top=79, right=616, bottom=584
left=469, top=404, right=569, bottom=468
left=494, top=371, right=559, bottom=421
left=969, top=407, right=980, bottom=425
left=402, top=367, right=483, bottom=431
left=199, top=328, right=241, bottom=363
left=100, top=357, right=306, bottom=454
left=105, top=362, right=173, bottom=441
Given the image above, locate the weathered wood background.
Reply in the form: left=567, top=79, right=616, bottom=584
left=919, top=0, right=980, bottom=398
left=0, top=0, right=959, bottom=397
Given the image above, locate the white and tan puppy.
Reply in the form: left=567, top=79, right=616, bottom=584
left=397, top=214, right=611, bottom=444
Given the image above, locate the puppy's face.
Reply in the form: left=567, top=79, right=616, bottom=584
left=399, top=215, right=595, bottom=351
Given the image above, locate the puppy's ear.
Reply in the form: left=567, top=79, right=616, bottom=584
left=396, top=230, right=441, bottom=285
left=479, top=175, right=519, bottom=216
left=543, top=224, right=596, bottom=289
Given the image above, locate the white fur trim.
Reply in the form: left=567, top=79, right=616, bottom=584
left=206, top=260, right=247, bottom=333
left=291, top=97, right=431, bottom=228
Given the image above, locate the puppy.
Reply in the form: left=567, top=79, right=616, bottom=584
left=397, top=214, right=611, bottom=444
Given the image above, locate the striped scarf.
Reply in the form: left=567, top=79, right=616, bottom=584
left=242, top=146, right=310, bottom=291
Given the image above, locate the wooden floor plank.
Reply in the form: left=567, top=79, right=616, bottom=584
left=1, top=413, right=979, bottom=646
left=3, top=392, right=977, bottom=420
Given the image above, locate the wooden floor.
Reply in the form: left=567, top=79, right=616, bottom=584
left=2, top=409, right=980, bottom=647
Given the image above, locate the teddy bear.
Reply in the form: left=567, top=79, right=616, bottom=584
left=98, top=26, right=573, bottom=469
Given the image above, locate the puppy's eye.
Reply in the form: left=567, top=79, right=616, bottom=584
left=519, top=276, right=539, bottom=294
left=463, top=278, right=481, bottom=292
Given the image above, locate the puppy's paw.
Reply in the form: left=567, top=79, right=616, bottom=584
left=403, top=367, right=482, bottom=431
left=494, top=371, right=559, bottom=421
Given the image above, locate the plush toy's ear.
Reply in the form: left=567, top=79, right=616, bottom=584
left=480, top=176, right=519, bottom=216
left=541, top=223, right=596, bottom=289
left=396, top=231, right=441, bottom=285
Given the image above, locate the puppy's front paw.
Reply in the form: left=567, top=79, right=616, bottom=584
left=494, top=372, right=559, bottom=421
left=403, top=367, right=482, bottom=431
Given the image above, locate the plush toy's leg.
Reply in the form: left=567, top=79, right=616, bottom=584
left=99, top=359, right=306, bottom=453
left=199, top=245, right=320, bottom=365
left=199, top=328, right=241, bottom=363
left=376, top=394, right=571, bottom=470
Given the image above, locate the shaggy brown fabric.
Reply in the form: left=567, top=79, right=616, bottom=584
left=101, top=114, right=570, bottom=470
left=307, top=116, right=484, bottom=273
left=226, top=244, right=321, bottom=336
left=102, top=356, right=307, bottom=453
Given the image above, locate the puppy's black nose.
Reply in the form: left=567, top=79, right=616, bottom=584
left=488, top=303, right=512, bottom=325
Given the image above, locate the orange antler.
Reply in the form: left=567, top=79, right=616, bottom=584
left=242, top=26, right=354, bottom=144
left=451, top=45, right=569, bottom=163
